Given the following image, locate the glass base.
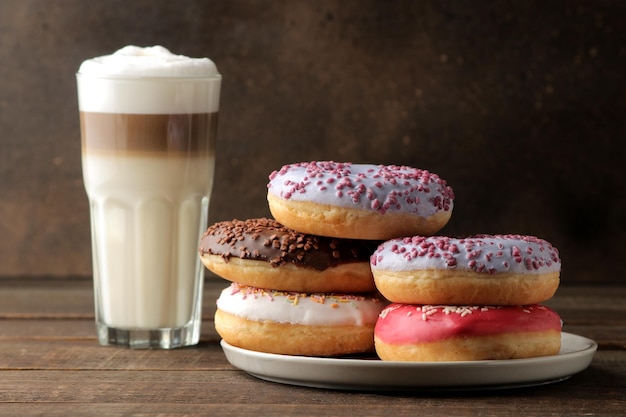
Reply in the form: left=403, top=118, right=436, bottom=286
left=96, top=321, right=200, bottom=349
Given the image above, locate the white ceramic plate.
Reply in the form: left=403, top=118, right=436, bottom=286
left=221, top=332, right=597, bottom=391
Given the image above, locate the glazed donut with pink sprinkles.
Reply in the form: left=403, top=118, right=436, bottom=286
left=267, top=161, right=454, bottom=240
left=374, top=303, right=562, bottom=361
left=370, top=234, right=561, bottom=305
left=215, top=283, right=387, bottom=356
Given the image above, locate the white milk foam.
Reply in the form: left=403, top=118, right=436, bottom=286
left=77, top=45, right=221, bottom=114
left=79, top=46, right=220, bottom=330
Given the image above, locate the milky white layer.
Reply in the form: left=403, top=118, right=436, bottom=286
left=77, top=45, right=221, bottom=114
left=216, top=283, right=385, bottom=326
left=85, top=153, right=214, bottom=329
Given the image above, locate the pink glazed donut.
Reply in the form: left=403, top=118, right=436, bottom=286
left=267, top=161, right=454, bottom=240
left=370, top=234, right=561, bottom=305
left=375, top=303, right=562, bottom=361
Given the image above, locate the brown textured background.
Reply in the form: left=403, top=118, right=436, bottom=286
left=0, top=0, right=624, bottom=283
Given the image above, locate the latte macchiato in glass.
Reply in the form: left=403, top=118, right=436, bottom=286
left=77, top=46, right=221, bottom=348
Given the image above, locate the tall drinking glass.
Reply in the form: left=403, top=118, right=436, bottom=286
left=77, top=46, right=221, bottom=348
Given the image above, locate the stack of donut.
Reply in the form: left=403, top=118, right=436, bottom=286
left=198, top=217, right=385, bottom=356
left=199, top=161, right=563, bottom=362
left=371, top=235, right=562, bottom=361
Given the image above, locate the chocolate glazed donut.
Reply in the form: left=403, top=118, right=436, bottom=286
left=199, top=218, right=380, bottom=293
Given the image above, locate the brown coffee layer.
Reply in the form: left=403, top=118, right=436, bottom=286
left=199, top=218, right=381, bottom=271
left=80, top=112, right=218, bottom=156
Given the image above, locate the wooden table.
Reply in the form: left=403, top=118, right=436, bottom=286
left=1, top=276, right=624, bottom=416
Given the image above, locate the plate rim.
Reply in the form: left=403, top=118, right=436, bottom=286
left=220, top=332, right=597, bottom=391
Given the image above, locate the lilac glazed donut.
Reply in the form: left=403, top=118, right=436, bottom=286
left=370, top=234, right=561, bottom=305
left=267, top=161, right=454, bottom=240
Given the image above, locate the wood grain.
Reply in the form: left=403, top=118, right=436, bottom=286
left=0, top=277, right=624, bottom=415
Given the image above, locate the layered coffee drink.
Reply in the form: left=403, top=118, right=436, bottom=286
left=77, top=46, right=221, bottom=348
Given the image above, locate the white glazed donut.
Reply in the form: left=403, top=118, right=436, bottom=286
left=267, top=161, right=454, bottom=240
left=370, top=234, right=561, bottom=305
left=375, top=303, right=562, bottom=361
left=215, top=283, right=387, bottom=356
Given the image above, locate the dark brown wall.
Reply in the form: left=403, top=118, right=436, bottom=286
left=0, top=0, right=624, bottom=283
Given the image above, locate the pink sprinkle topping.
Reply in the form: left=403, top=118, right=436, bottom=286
left=371, top=234, right=561, bottom=274
left=267, top=161, right=454, bottom=216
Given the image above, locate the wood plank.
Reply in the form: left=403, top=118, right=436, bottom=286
left=1, top=320, right=622, bottom=350
left=1, top=398, right=623, bottom=417
left=0, top=319, right=221, bottom=342
left=0, top=280, right=624, bottom=415
left=1, top=279, right=624, bottom=350
left=562, top=324, right=626, bottom=350
left=0, top=351, right=624, bottom=413
left=0, top=277, right=94, bottom=318
left=1, top=322, right=623, bottom=368
left=0, top=339, right=230, bottom=371
left=545, top=285, right=626, bottom=324
left=0, top=276, right=227, bottom=318
left=8, top=402, right=616, bottom=417
left=2, top=278, right=624, bottom=325
left=0, top=278, right=620, bottom=414
left=0, top=319, right=96, bottom=339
